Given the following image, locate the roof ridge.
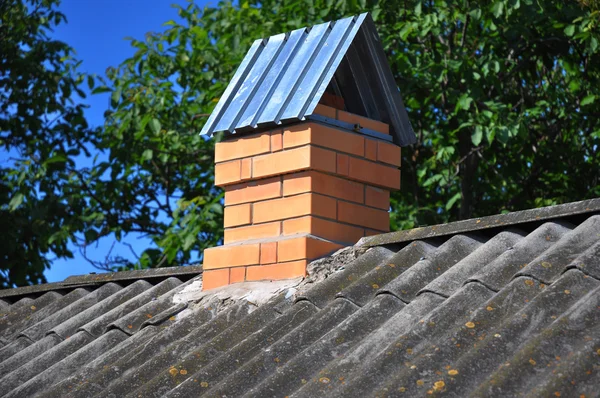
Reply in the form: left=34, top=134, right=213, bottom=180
left=357, top=198, right=600, bottom=248
left=0, top=265, right=203, bottom=300
left=3, top=198, right=599, bottom=300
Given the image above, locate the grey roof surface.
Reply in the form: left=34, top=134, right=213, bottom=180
left=1, top=199, right=599, bottom=397
left=199, top=13, right=416, bottom=146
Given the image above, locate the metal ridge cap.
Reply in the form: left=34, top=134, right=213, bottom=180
left=0, top=265, right=204, bottom=300
left=357, top=198, right=600, bottom=248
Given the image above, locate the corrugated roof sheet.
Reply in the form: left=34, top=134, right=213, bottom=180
left=1, top=199, right=599, bottom=397
left=200, top=13, right=416, bottom=146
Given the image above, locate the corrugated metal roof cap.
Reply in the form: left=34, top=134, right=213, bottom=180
left=200, top=13, right=416, bottom=146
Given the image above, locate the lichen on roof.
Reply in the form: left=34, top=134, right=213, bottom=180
left=1, top=200, right=599, bottom=397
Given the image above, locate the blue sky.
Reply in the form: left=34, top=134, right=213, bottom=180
left=44, top=0, right=209, bottom=282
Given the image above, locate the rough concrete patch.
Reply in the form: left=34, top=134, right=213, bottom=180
left=172, top=280, right=203, bottom=304
left=201, top=278, right=304, bottom=306
left=173, top=278, right=303, bottom=314
left=303, top=246, right=366, bottom=285
left=172, top=246, right=366, bottom=315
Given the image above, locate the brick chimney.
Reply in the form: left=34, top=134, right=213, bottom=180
left=199, top=13, right=415, bottom=290
left=202, top=104, right=401, bottom=290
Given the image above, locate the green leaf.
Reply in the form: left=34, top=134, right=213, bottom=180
left=471, top=126, right=483, bottom=146
left=590, top=36, right=598, bottom=52
left=371, top=7, right=381, bottom=20
left=458, top=94, right=473, bottom=111
left=45, top=154, right=67, bottom=164
left=497, top=127, right=510, bottom=144
left=485, top=127, right=496, bottom=143
left=87, top=75, right=95, bottom=90
left=445, top=192, right=461, bottom=211
left=84, top=229, right=99, bottom=243
left=492, top=61, right=500, bottom=73
left=111, top=88, right=121, bottom=108
left=9, top=193, right=24, bottom=211
left=423, top=174, right=443, bottom=187
left=182, top=233, right=195, bottom=250
left=469, top=8, right=482, bottom=20
left=142, top=149, right=153, bottom=161
left=399, top=23, right=413, bottom=40
left=149, top=118, right=161, bottom=134
left=491, top=1, right=504, bottom=18
left=564, top=25, right=575, bottom=37
left=581, top=95, right=596, bottom=106
left=140, top=114, right=152, bottom=129
left=91, top=86, right=111, bottom=94
left=414, top=2, right=422, bottom=16
left=569, top=80, right=581, bottom=93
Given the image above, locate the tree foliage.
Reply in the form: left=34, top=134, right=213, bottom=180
left=381, top=0, right=600, bottom=229
left=0, top=0, right=94, bottom=287
left=2, top=0, right=600, bottom=287
left=101, top=0, right=599, bottom=250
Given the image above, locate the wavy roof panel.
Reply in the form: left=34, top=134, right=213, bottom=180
left=0, top=199, right=599, bottom=397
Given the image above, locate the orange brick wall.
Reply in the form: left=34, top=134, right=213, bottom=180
left=214, top=124, right=400, bottom=189
left=203, top=105, right=401, bottom=290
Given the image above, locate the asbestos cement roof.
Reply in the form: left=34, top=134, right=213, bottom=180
left=199, top=13, right=416, bottom=146
left=1, top=198, right=600, bottom=397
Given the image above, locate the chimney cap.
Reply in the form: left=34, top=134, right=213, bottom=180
left=200, top=13, right=416, bottom=146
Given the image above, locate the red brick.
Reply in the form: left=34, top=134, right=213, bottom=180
left=348, top=157, right=401, bottom=190
left=246, top=260, right=307, bottom=281
left=203, top=243, right=260, bottom=269
left=253, top=193, right=336, bottom=223
left=283, top=123, right=364, bottom=157
left=202, top=269, right=230, bottom=290
left=365, top=186, right=390, bottom=210
left=283, top=171, right=364, bottom=204
left=224, top=177, right=281, bottom=205
left=215, top=160, right=240, bottom=186
left=230, top=267, right=246, bottom=284
left=224, top=222, right=281, bottom=244
left=260, top=242, right=277, bottom=264
left=365, top=139, right=377, bottom=161
left=337, top=201, right=390, bottom=231
left=241, top=158, right=252, bottom=180
left=377, top=141, right=401, bottom=167
left=277, top=237, right=307, bottom=262
left=270, top=130, right=283, bottom=152
left=223, top=204, right=252, bottom=228
left=337, top=153, right=349, bottom=176
left=283, top=216, right=364, bottom=244
left=252, top=145, right=336, bottom=179
left=215, top=132, right=270, bottom=162
left=281, top=125, right=310, bottom=149
left=311, top=146, right=337, bottom=174
left=314, top=104, right=336, bottom=119
left=319, top=92, right=345, bottom=110
left=277, top=236, right=343, bottom=262
left=337, top=110, right=389, bottom=135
